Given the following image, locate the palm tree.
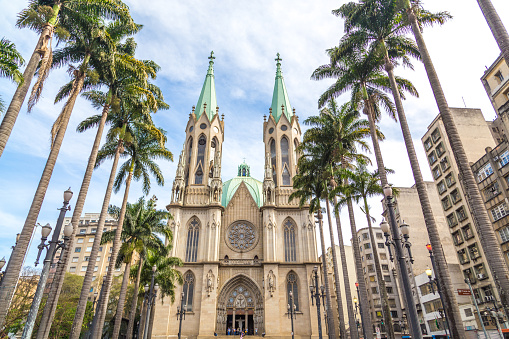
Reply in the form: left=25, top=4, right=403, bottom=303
left=36, top=38, right=156, bottom=339
left=0, top=13, right=134, bottom=329
left=70, top=86, right=168, bottom=339
left=290, top=145, right=337, bottom=339
left=477, top=0, right=509, bottom=68
left=0, top=0, right=133, bottom=157
left=0, top=37, right=24, bottom=114
left=400, top=0, right=509, bottom=319
left=91, top=126, right=173, bottom=338
left=333, top=2, right=465, bottom=337
left=102, top=196, right=171, bottom=339
left=303, top=99, right=373, bottom=339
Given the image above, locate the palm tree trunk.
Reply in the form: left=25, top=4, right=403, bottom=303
left=94, top=169, right=134, bottom=338
left=383, top=53, right=465, bottom=338
left=477, top=0, right=509, bottom=68
left=126, top=257, right=143, bottom=339
left=325, top=195, right=347, bottom=338
left=333, top=195, right=358, bottom=339
left=406, top=4, right=509, bottom=319
left=70, top=140, right=123, bottom=339
left=0, top=70, right=85, bottom=328
left=0, top=22, right=53, bottom=157
left=36, top=100, right=111, bottom=339
left=112, top=260, right=132, bottom=339
left=317, top=210, right=337, bottom=339
left=363, top=195, right=394, bottom=339
left=346, top=197, right=374, bottom=339
left=147, top=300, right=156, bottom=339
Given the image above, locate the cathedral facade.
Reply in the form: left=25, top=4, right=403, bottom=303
left=152, top=53, right=321, bottom=339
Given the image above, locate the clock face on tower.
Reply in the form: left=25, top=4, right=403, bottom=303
left=226, top=221, right=258, bottom=252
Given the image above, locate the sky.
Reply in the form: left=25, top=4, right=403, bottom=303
left=0, top=0, right=508, bottom=267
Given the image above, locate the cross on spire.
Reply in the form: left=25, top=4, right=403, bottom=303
left=209, top=51, right=215, bottom=63
left=275, top=53, right=282, bottom=64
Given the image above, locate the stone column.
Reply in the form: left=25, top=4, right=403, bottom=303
left=233, top=308, right=236, bottom=332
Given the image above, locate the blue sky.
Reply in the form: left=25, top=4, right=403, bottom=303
left=0, top=0, right=508, bottom=267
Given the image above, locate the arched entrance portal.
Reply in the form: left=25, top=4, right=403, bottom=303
left=217, top=275, right=264, bottom=335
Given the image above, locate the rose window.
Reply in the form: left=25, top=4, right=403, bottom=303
left=227, top=221, right=257, bottom=252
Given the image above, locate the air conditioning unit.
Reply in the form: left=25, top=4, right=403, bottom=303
left=477, top=274, right=485, bottom=280
left=476, top=298, right=483, bottom=305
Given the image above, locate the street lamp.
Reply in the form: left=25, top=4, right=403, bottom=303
left=382, top=185, right=422, bottom=339
left=355, top=282, right=367, bottom=339
left=353, top=297, right=361, bottom=339
left=288, top=290, right=297, bottom=339
left=425, top=244, right=451, bottom=337
left=142, top=265, right=158, bottom=339
left=21, top=188, right=73, bottom=339
left=177, top=291, right=187, bottom=339
left=309, top=266, right=324, bottom=339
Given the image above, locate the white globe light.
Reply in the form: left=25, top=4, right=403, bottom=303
left=41, top=223, right=52, bottom=238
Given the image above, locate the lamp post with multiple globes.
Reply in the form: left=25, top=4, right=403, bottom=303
left=309, top=266, right=324, bottom=339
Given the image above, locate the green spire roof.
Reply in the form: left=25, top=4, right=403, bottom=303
left=195, top=51, right=218, bottom=121
left=270, top=53, right=293, bottom=123
left=221, top=162, right=263, bottom=208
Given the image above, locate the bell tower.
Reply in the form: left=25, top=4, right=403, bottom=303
left=262, top=53, right=301, bottom=200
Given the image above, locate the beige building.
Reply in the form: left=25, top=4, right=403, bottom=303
left=421, top=107, right=501, bottom=330
left=482, top=55, right=509, bottom=127
left=152, top=54, right=321, bottom=339
left=62, top=213, right=121, bottom=295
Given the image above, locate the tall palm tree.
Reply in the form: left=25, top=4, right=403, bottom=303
left=91, top=126, right=173, bottom=338
left=69, top=87, right=168, bottom=338
left=334, top=2, right=465, bottom=337
left=303, top=100, right=373, bottom=339
left=290, top=145, right=337, bottom=339
left=400, top=0, right=509, bottom=319
left=340, top=160, right=396, bottom=338
left=477, top=0, right=509, bottom=67
left=0, top=13, right=133, bottom=328
left=36, top=38, right=156, bottom=339
left=0, top=37, right=24, bottom=114
left=102, top=196, right=171, bottom=339
left=0, top=0, right=133, bottom=158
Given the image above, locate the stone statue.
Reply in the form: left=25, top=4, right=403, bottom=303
left=267, top=270, right=276, bottom=297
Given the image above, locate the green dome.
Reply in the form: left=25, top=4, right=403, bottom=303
left=222, top=163, right=263, bottom=208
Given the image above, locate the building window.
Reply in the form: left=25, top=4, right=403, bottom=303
left=91, top=228, right=97, bottom=233
left=81, top=266, right=87, bottom=272
left=441, top=196, right=452, bottom=211
left=373, top=299, right=381, bottom=308
left=495, top=71, right=504, bottom=84
left=362, top=233, right=369, bottom=240
left=366, top=253, right=373, bottom=260
left=387, top=287, right=393, bottom=294
left=431, top=128, right=441, bottom=142
left=369, top=275, right=376, bottom=282
left=440, top=156, right=450, bottom=172
left=371, top=287, right=378, bottom=294
left=185, top=218, right=200, bottom=262
left=452, top=231, right=463, bottom=245
left=377, top=243, right=384, bottom=249
left=464, top=308, right=473, bottom=317
left=474, top=264, right=488, bottom=280
left=424, top=137, right=433, bottom=151
left=458, top=249, right=470, bottom=264
left=380, top=253, right=387, bottom=260
left=84, top=256, right=90, bottom=261
left=420, top=284, right=432, bottom=296
left=69, top=267, right=76, bottom=273
left=462, top=224, right=474, bottom=240
left=445, top=173, right=456, bottom=187
left=368, top=264, right=375, bottom=273
left=94, top=266, right=98, bottom=272
left=89, top=237, right=94, bottom=243
left=80, top=229, right=86, bottom=234
left=484, top=182, right=500, bottom=201
left=384, top=275, right=391, bottom=282
left=284, top=219, right=297, bottom=262
left=72, top=257, right=79, bottom=263
left=270, top=139, right=277, bottom=185
left=194, top=135, right=206, bottom=184
left=77, top=238, right=84, bottom=244
left=183, top=271, right=195, bottom=312
left=287, top=272, right=299, bottom=311
left=376, top=233, right=383, bottom=239
left=432, top=166, right=442, bottom=180
left=477, top=163, right=494, bottom=182
left=437, top=180, right=447, bottom=194
left=86, top=247, right=92, bottom=252
left=281, top=137, right=291, bottom=186
left=491, top=203, right=509, bottom=221
left=456, top=206, right=468, bottom=222
left=391, top=311, right=398, bottom=318
left=428, top=150, right=437, bottom=165
left=450, top=189, right=461, bottom=204
left=447, top=213, right=458, bottom=227
left=468, top=243, right=481, bottom=260
left=499, top=150, right=509, bottom=168
left=382, top=264, right=389, bottom=271
left=499, top=226, right=509, bottom=243
left=75, top=247, right=82, bottom=253
left=435, top=142, right=445, bottom=157
left=364, top=243, right=371, bottom=249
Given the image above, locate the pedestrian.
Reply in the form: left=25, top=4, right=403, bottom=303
left=255, top=327, right=258, bottom=335
left=228, top=327, right=231, bottom=335
left=240, top=331, right=244, bottom=339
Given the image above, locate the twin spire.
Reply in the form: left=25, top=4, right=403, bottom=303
left=194, top=52, right=294, bottom=123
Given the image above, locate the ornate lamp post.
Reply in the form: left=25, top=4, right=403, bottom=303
left=353, top=297, right=361, bottom=339
left=177, top=291, right=186, bottom=339
left=355, top=282, right=367, bottom=339
left=288, top=290, right=297, bottom=339
left=425, top=243, right=451, bottom=337
left=381, top=184, right=422, bottom=339
left=22, top=188, right=73, bottom=339
left=309, top=266, right=324, bottom=339
left=143, top=265, right=158, bottom=339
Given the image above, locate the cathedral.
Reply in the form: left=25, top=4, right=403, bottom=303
left=152, top=52, right=322, bottom=339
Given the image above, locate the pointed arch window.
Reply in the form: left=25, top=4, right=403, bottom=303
left=281, top=137, right=291, bottom=185
left=270, top=139, right=277, bottom=185
left=195, top=135, right=206, bottom=184
left=293, top=139, right=299, bottom=169
left=185, top=218, right=200, bottom=262
left=284, top=219, right=297, bottom=262
left=182, top=271, right=195, bottom=311
left=287, top=272, right=299, bottom=311
left=185, top=137, right=193, bottom=185
left=209, top=137, right=218, bottom=178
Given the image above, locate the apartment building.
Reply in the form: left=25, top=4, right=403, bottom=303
left=482, top=55, right=509, bottom=128
left=421, top=107, right=500, bottom=330
left=62, top=213, right=122, bottom=295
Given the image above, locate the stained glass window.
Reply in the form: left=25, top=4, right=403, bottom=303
left=185, top=218, right=200, bottom=262
left=284, top=219, right=296, bottom=262
left=287, top=272, right=299, bottom=311
left=183, top=272, right=195, bottom=311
